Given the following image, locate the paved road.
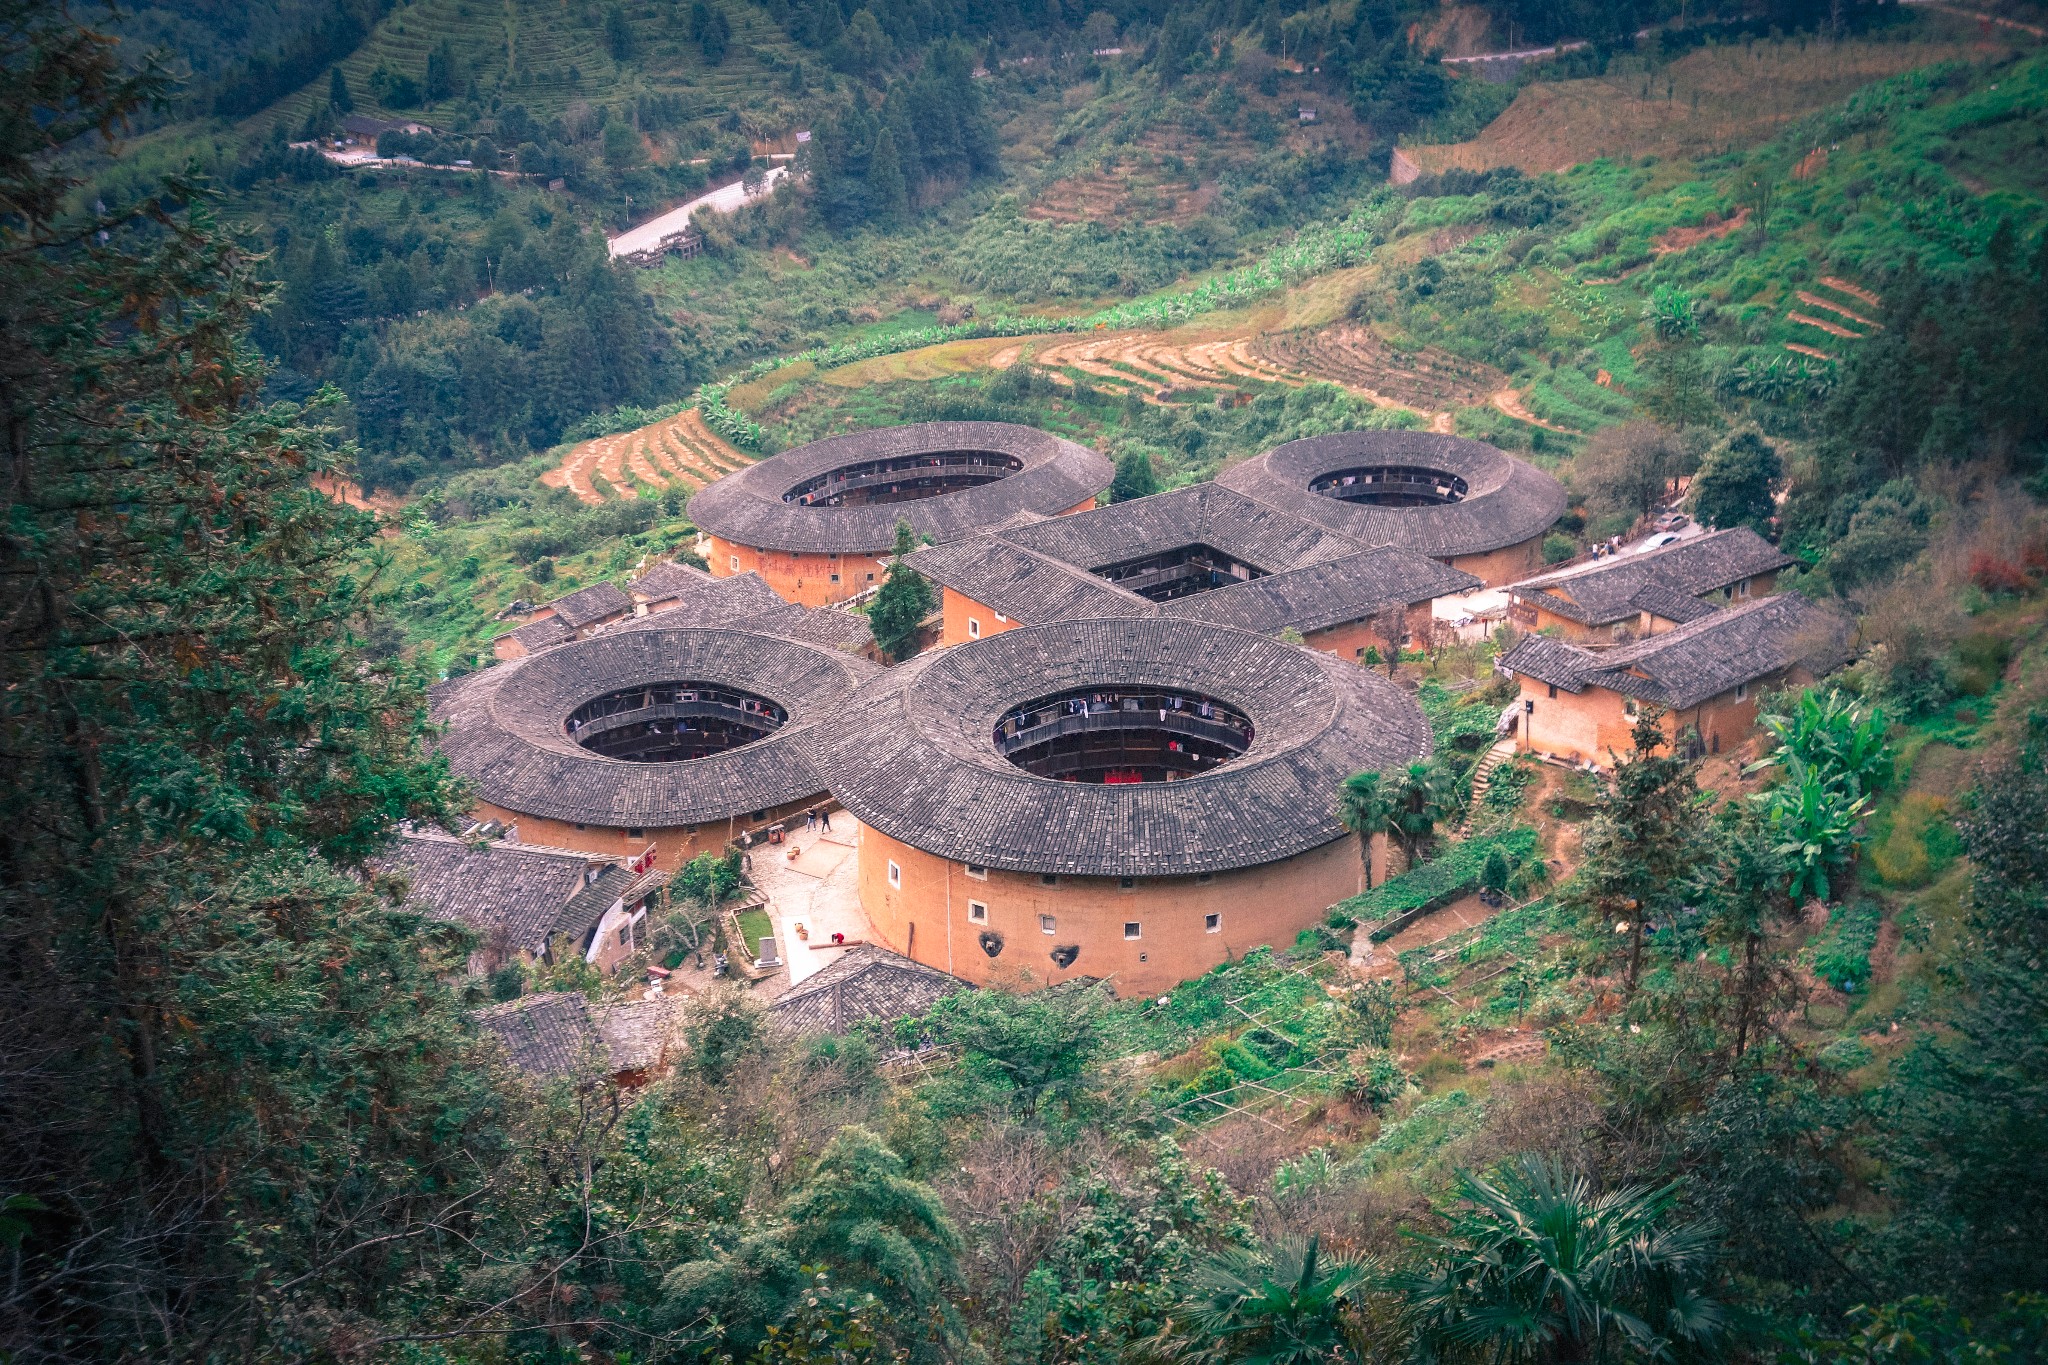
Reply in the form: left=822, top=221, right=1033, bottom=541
left=607, top=163, right=790, bottom=259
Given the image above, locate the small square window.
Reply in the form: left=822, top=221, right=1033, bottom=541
left=830, top=573, right=841, bottom=583
left=1123, top=922, right=1141, bottom=940
left=729, top=555, right=740, bottom=572
left=1735, top=681, right=1749, bottom=700
left=1119, top=876, right=1135, bottom=891
left=1040, top=874, right=1058, bottom=886
left=619, top=926, right=632, bottom=948
left=575, top=822, right=588, bottom=831
left=1623, top=700, right=1638, bottom=718
left=866, top=571, right=876, bottom=581
left=968, top=900, right=988, bottom=924
left=627, top=827, right=644, bottom=838
left=1196, top=872, right=1214, bottom=885
left=1738, top=580, right=1751, bottom=598
left=968, top=618, right=981, bottom=639
left=887, top=860, right=902, bottom=888
left=1039, top=914, right=1056, bottom=934
left=994, top=611, right=1007, bottom=623
left=1547, top=684, right=1558, bottom=699
left=965, top=864, right=988, bottom=880
left=1205, top=913, right=1221, bottom=933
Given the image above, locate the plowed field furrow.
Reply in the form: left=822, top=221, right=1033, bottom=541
left=1785, top=342, right=1837, bottom=361
left=1794, top=290, right=1882, bottom=329
left=626, top=439, right=670, bottom=489
left=1818, top=276, right=1882, bottom=309
left=661, top=433, right=723, bottom=483
left=1788, top=310, right=1867, bottom=340
left=1257, top=324, right=1503, bottom=414
left=653, top=434, right=709, bottom=486
left=594, top=439, right=634, bottom=497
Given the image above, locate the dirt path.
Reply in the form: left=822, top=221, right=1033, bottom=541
left=1788, top=310, right=1868, bottom=340
left=1350, top=891, right=1504, bottom=978
left=1491, top=387, right=1581, bottom=434
left=1819, top=276, right=1883, bottom=309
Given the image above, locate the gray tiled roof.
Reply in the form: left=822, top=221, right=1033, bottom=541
left=1500, top=593, right=1853, bottom=711
left=629, top=559, right=716, bottom=603
left=999, top=483, right=1360, bottom=575
left=906, top=535, right=1154, bottom=622
left=1218, top=432, right=1566, bottom=558
left=1510, top=528, right=1794, bottom=627
left=472, top=993, right=601, bottom=1079
left=471, top=993, right=682, bottom=1079
left=435, top=625, right=880, bottom=827
left=769, top=946, right=969, bottom=1034
left=377, top=831, right=601, bottom=953
left=1165, top=548, right=1481, bottom=635
left=504, top=581, right=634, bottom=653
left=804, top=617, right=1431, bottom=876
left=617, top=569, right=874, bottom=653
left=688, top=422, right=1114, bottom=555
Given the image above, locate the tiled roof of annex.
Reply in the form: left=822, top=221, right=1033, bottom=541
left=687, top=421, right=1114, bottom=556
left=1509, top=527, right=1795, bottom=628
left=1500, top=592, right=1854, bottom=711
left=1217, top=431, right=1567, bottom=558
left=904, top=484, right=1479, bottom=637
left=434, top=623, right=879, bottom=829
left=769, top=946, right=969, bottom=1034
left=376, top=830, right=630, bottom=954
left=805, top=617, right=1431, bottom=878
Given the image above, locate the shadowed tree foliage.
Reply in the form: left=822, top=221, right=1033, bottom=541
left=869, top=519, right=935, bottom=661
left=0, top=3, right=485, bottom=1354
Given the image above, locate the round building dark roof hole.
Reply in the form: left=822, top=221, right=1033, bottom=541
left=993, top=685, right=1253, bottom=784
left=783, top=448, right=1024, bottom=509
left=1311, top=464, right=1468, bottom=507
left=567, top=681, right=785, bottom=763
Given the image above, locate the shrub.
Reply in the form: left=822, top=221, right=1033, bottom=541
left=1342, top=1047, right=1413, bottom=1111
left=1810, top=900, right=1882, bottom=994
left=1543, top=532, right=1578, bottom=564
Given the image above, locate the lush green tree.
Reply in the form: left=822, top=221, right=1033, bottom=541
left=866, top=126, right=910, bottom=229
left=1141, top=1235, right=1375, bottom=1364
left=1573, top=419, right=1690, bottom=526
left=1388, top=760, right=1457, bottom=868
left=1752, top=689, right=1892, bottom=799
left=869, top=520, right=934, bottom=662
left=692, top=0, right=733, bottom=63
left=0, top=5, right=485, bottom=1352
left=1784, top=1293, right=2048, bottom=1365
left=424, top=36, right=455, bottom=100
left=908, top=983, right=1109, bottom=1117
left=1569, top=711, right=1712, bottom=992
left=604, top=2, right=634, bottom=61
left=1870, top=724, right=2048, bottom=1305
left=1111, top=446, right=1160, bottom=502
left=1754, top=753, right=1870, bottom=905
left=1689, top=429, right=1782, bottom=533
left=1401, top=1156, right=1728, bottom=1365
left=327, top=62, right=352, bottom=111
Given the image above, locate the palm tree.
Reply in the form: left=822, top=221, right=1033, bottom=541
left=1390, top=760, right=1455, bottom=867
left=1400, top=1155, right=1727, bottom=1365
left=1338, top=770, right=1397, bottom=888
left=1140, top=1235, right=1376, bottom=1364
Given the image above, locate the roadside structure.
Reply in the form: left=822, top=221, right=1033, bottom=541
left=1506, top=527, right=1795, bottom=642
left=688, top=422, right=1113, bottom=607
left=907, top=481, right=1481, bottom=656
left=1216, top=430, right=1568, bottom=585
left=377, top=829, right=666, bottom=975
left=805, top=617, right=1431, bottom=997
left=1498, top=592, right=1854, bottom=766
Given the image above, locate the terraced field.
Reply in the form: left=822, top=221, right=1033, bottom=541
left=253, top=0, right=802, bottom=134
left=1256, top=323, right=1504, bottom=416
left=543, top=409, right=752, bottom=504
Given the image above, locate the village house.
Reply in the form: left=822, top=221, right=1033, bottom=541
left=1506, top=527, right=1795, bottom=643
left=1499, top=593, right=1855, bottom=767
left=471, top=991, right=683, bottom=1085
left=377, top=829, right=666, bottom=975
left=492, top=580, right=634, bottom=660
left=768, top=945, right=968, bottom=1034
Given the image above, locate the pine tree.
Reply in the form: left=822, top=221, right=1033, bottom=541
left=1109, top=447, right=1158, bottom=502
left=866, top=126, right=910, bottom=229
left=868, top=521, right=933, bottom=662
left=328, top=63, right=353, bottom=112
left=1, top=4, right=486, bottom=1351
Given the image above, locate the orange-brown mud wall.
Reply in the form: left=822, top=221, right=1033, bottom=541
left=855, top=822, right=1379, bottom=997
left=473, top=792, right=824, bottom=871
left=1447, top=534, right=1548, bottom=588
left=1514, top=673, right=1789, bottom=767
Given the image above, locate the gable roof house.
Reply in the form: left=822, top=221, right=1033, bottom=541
left=1506, top=528, right=1795, bottom=643
left=768, top=946, right=969, bottom=1035
left=376, top=830, right=666, bottom=975
left=1499, top=593, right=1854, bottom=768
left=493, top=581, right=635, bottom=660
left=471, top=991, right=683, bottom=1084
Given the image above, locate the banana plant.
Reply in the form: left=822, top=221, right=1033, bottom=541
left=1750, top=688, right=1893, bottom=799
left=1756, top=753, right=1872, bottom=904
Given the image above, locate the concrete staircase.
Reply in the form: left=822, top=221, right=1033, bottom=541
left=1454, top=738, right=1519, bottom=837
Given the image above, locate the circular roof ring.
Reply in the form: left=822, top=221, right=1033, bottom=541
left=688, top=421, right=1115, bottom=557
left=434, top=623, right=879, bottom=829
left=806, top=617, right=1432, bottom=878
left=1217, top=431, right=1566, bottom=559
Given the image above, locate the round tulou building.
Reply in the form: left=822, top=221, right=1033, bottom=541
left=1217, top=430, right=1567, bottom=586
left=688, top=421, right=1114, bottom=607
left=435, top=619, right=879, bottom=870
left=806, top=618, right=1431, bottom=996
